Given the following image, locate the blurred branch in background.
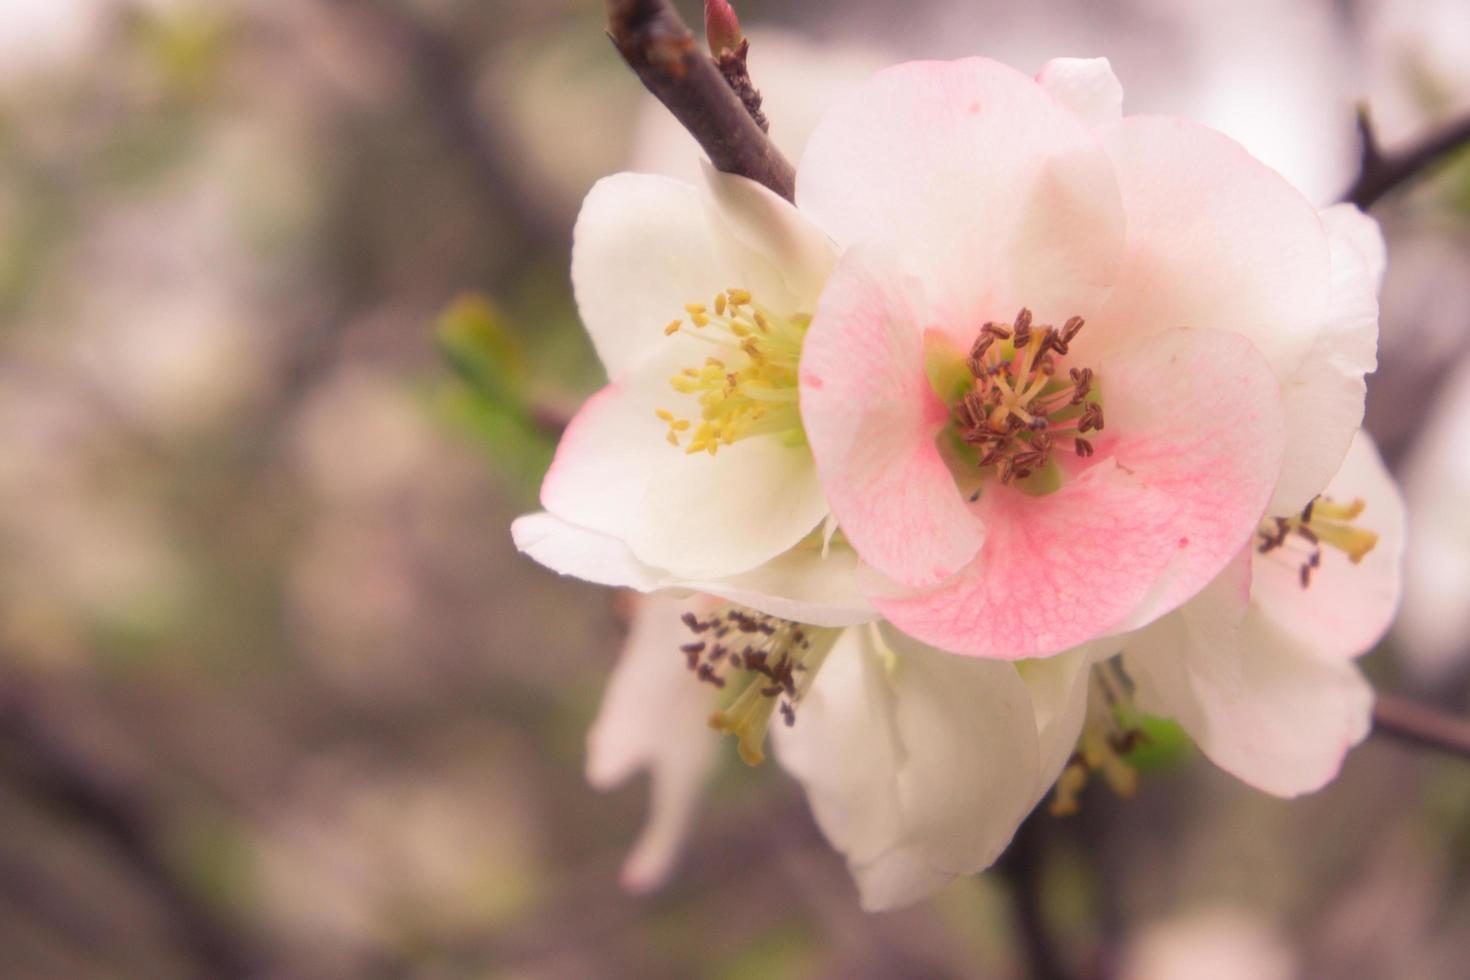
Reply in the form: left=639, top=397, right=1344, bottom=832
left=1372, top=693, right=1470, bottom=759
left=0, top=671, right=257, bottom=979
left=605, top=0, right=795, bottom=200
left=1346, top=108, right=1470, bottom=210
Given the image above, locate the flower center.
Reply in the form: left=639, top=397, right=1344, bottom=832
left=1256, top=495, right=1379, bottom=588
left=952, top=307, right=1103, bottom=485
left=679, top=605, right=840, bottom=766
left=656, top=288, right=809, bottom=456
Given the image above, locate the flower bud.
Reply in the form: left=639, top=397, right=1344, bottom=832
left=704, top=0, right=743, bottom=57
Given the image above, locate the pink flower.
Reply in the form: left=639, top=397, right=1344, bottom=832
left=796, top=57, right=1381, bottom=659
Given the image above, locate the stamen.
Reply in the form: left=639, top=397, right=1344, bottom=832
left=656, top=289, right=810, bottom=453
left=1050, top=660, right=1147, bottom=816
left=952, top=308, right=1104, bottom=484
left=1256, top=494, right=1379, bottom=587
left=679, top=605, right=840, bottom=766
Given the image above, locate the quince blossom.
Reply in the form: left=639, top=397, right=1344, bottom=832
left=511, top=162, right=870, bottom=627
left=798, top=57, right=1382, bottom=659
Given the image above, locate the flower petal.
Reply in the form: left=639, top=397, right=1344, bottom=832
left=1098, top=327, right=1286, bottom=630
left=587, top=595, right=720, bottom=892
left=539, top=380, right=669, bottom=540
left=799, top=248, right=985, bottom=587
left=797, top=57, right=1125, bottom=330
left=774, top=625, right=1042, bottom=911
left=511, top=510, right=660, bottom=591
left=627, top=434, right=829, bottom=579
left=699, top=160, right=836, bottom=305
left=876, top=328, right=1284, bottom=659
left=572, top=173, right=822, bottom=380
left=1036, top=57, right=1124, bottom=128
left=1253, top=431, right=1405, bottom=661
left=1125, top=556, right=1374, bottom=797
left=1015, top=645, right=1094, bottom=806
left=513, top=512, right=874, bottom=628
left=1268, top=205, right=1382, bottom=514
left=1076, top=116, right=1332, bottom=377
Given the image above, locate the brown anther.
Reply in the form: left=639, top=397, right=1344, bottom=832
left=1074, top=438, right=1095, bottom=457
left=982, top=322, right=1012, bottom=340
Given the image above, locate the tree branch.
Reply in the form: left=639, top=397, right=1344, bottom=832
left=1372, top=692, right=1470, bottom=760
left=1343, top=107, right=1470, bottom=209
left=605, top=0, right=795, bottom=201
left=0, top=675, right=256, bottom=978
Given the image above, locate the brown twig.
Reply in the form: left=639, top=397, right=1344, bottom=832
left=0, top=675, right=257, bottom=978
left=1372, top=692, right=1470, bottom=759
left=997, top=814, right=1073, bottom=980
left=1343, top=107, right=1470, bottom=209
left=605, top=0, right=795, bottom=201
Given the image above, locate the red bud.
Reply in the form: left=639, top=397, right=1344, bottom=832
left=705, top=0, right=743, bottom=56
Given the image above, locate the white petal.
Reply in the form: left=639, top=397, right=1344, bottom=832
left=775, top=625, right=1042, bottom=911
left=572, top=173, right=821, bottom=380
left=512, top=512, right=873, bottom=628
left=1015, top=645, right=1093, bottom=807
left=511, top=511, right=661, bottom=591
left=629, top=435, right=829, bottom=580
left=1254, top=431, right=1406, bottom=661
left=587, top=595, right=721, bottom=892
left=1036, top=58, right=1124, bottom=128
left=1268, top=207, right=1383, bottom=514
left=1124, top=553, right=1374, bottom=797
left=699, top=160, right=836, bottom=305
left=538, top=379, right=671, bottom=540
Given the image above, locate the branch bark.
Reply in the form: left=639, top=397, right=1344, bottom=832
left=606, top=0, right=795, bottom=201
left=1372, top=692, right=1470, bottom=759
left=1343, top=108, right=1470, bottom=209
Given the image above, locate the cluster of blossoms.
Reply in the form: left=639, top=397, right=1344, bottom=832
left=512, top=56, right=1405, bottom=910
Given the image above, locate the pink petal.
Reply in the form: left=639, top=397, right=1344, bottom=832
left=875, top=328, right=1284, bottom=659
left=1253, top=432, right=1405, bottom=661
left=1036, top=58, right=1123, bottom=128
left=799, top=249, right=985, bottom=587
left=796, top=57, right=1124, bottom=333
left=1075, top=116, right=1332, bottom=376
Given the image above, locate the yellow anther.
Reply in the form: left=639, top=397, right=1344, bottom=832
left=727, top=288, right=751, bottom=306
left=664, top=319, right=682, bottom=336
left=714, top=293, right=727, bottom=316
left=690, top=312, right=711, bottom=327
left=684, top=303, right=706, bottom=315
left=655, top=408, right=675, bottom=422
left=671, top=419, right=690, bottom=431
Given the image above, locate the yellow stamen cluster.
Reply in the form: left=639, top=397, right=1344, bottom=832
left=1257, top=495, right=1379, bottom=588
left=656, top=288, right=809, bottom=455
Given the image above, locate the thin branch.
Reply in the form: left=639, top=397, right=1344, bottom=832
left=1372, top=692, right=1470, bottom=759
left=1343, top=107, right=1470, bottom=209
left=0, top=675, right=257, bottom=978
left=605, top=0, right=795, bottom=201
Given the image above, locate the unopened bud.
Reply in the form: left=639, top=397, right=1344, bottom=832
left=704, top=0, right=743, bottom=56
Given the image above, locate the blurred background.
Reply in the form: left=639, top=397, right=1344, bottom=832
left=1, top=1, right=1468, bottom=977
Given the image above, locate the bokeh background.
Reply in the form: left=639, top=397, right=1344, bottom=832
left=1, top=1, right=1468, bottom=977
